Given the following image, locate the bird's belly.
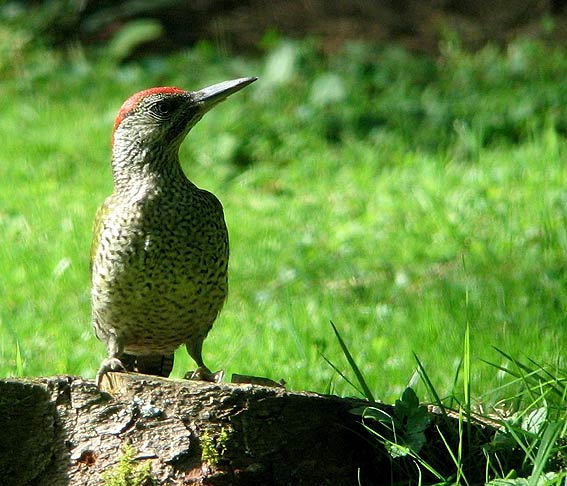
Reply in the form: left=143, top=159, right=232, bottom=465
left=92, top=237, right=227, bottom=354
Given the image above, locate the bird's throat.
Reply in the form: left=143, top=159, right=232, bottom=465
left=111, top=144, right=187, bottom=194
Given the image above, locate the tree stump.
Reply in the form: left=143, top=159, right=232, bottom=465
left=0, top=374, right=516, bottom=485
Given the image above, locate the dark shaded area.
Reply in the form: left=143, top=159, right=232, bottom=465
left=0, top=378, right=67, bottom=484
left=7, top=0, right=567, bottom=55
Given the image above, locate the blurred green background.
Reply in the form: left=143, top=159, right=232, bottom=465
left=1, top=1, right=567, bottom=404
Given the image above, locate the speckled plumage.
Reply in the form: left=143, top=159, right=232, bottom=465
left=91, top=77, right=256, bottom=385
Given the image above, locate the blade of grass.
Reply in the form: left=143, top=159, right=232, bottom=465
left=488, top=348, right=565, bottom=407
left=487, top=351, right=545, bottom=407
left=435, top=421, right=470, bottom=486
left=448, top=356, right=463, bottom=411
left=329, top=320, right=375, bottom=402
left=492, top=348, right=547, bottom=383
left=414, top=352, right=448, bottom=417
left=463, top=323, right=471, bottom=409
left=463, top=323, right=472, bottom=457
left=529, top=421, right=563, bottom=486
left=16, top=341, right=24, bottom=377
left=320, top=352, right=364, bottom=397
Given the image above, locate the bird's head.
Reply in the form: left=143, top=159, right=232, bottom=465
left=111, top=77, right=257, bottom=170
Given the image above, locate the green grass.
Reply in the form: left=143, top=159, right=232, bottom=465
left=335, top=319, right=567, bottom=484
left=1, top=34, right=567, bottom=407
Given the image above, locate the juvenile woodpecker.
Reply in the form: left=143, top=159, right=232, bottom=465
left=91, top=77, right=257, bottom=386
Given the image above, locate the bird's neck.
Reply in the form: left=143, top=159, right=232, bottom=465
left=111, top=141, right=188, bottom=194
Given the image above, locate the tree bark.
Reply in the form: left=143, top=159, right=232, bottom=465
left=0, top=374, right=515, bottom=485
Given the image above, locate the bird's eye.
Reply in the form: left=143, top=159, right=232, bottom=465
left=151, top=99, right=176, bottom=117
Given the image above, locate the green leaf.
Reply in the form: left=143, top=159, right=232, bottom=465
left=395, top=387, right=429, bottom=454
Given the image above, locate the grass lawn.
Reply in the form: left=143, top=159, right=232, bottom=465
left=1, top=37, right=566, bottom=410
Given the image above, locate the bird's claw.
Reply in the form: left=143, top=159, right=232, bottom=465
left=96, top=357, right=126, bottom=387
left=184, top=367, right=224, bottom=383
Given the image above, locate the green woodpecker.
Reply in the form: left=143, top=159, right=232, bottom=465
left=91, top=77, right=257, bottom=386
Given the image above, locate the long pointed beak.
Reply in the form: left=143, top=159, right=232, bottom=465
left=193, top=77, right=257, bottom=109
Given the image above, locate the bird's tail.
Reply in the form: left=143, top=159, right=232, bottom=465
left=121, top=353, right=175, bottom=377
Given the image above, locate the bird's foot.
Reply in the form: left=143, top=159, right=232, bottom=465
left=96, top=357, right=125, bottom=387
left=184, top=367, right=224, bottom=383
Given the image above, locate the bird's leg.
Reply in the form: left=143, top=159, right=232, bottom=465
left=183, top=339, right=224, bottom=383
left=96, top=333, right=126, bottom=387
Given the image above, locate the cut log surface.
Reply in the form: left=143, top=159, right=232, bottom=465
left=0, top=374, right=386, bottom=485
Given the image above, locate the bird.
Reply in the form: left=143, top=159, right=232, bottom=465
left=90, top=76, right=257, bottom=386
